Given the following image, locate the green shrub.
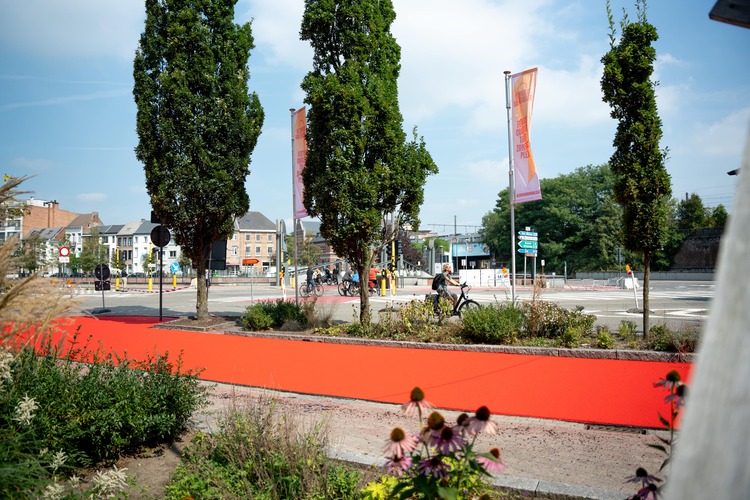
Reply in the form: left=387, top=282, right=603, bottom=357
left=521, top=301, right=595, bottom=343
left=594, top=326, right=615, bottom=349
left=1, top=334, right=207, bottom=498
left=646, top=324, right=701, bottom=353
left=460, top=304, right=523, bottom=345
left=165, top=395, right=361, bottom=499
left=242, top=304, right=274, bottom=331
left=242, top=300, right=307, bottom=331
left=618, top=321, right=638, bottom=342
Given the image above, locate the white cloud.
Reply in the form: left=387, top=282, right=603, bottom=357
left=0, top=1, right=144, bottom=60
left=243, top=0, right=312, bottom=69
left=77, top=193, right=107, bottom=202
left=697, top=107, right=750, bottom=158
left=11, top=157, right=54, bottom=172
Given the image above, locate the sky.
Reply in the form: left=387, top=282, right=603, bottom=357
left=1, top=0, right=748, bottom=236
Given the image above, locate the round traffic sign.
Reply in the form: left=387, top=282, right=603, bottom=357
left=150, top=225, right=171, bottom=248
left=95, top=264, right=111, bottom=281
left=59, top=246, right=70, bottom=257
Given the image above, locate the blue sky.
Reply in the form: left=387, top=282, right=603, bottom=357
left=1, top=0, right=748, bottom=234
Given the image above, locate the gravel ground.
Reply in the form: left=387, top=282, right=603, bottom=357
left=118, top=381, right=668, bottom=499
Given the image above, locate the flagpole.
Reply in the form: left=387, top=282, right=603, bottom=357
left=290, top=108, right=299, bottom=306
left=504, top=70, right=516, bottom=303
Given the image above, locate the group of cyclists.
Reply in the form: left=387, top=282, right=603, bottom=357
left=302, top=262, right=460, bottom=304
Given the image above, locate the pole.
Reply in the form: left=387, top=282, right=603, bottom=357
left=290, top=108, right=299, bottom=306
left=159, top=226, right=164, bottom=322
left=504, top=70, right=517, bottom=303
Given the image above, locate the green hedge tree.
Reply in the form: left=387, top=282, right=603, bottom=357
left=133, top=0, right=264, bottom=319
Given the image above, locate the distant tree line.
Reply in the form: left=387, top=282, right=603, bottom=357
left=479, top=164, right=727, bottom=276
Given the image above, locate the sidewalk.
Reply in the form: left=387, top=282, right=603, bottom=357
left=199, top=382, right=664, bottom=500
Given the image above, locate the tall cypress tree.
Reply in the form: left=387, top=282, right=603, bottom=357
left=300, top=0, right=437, bottom=323
left=133, top=0, right=264, bottom=319
left=601, top=0, right=671, bottom=336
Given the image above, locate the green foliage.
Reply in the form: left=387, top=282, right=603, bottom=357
left=242, top=300, right=307, bottom=331
left=460, top=304, right=523, bottom=345
left=594, top=326, right=616, bottom=349
left=601, top=0, right=671, bottom=335
left=645, top=324, right=701, bottom=353
left=480, top=164, right=628, bottom=275
left=165, top=395, right=361, bottom=499
left=522, top=301, right=595, bottom=343
left=0, top=337, right=207, bottom=498
left=133, top=0, right=264, bottom=318
left=300, top=0, right=437, bottom=323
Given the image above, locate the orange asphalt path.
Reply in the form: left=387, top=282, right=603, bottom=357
left=47, top=316, right=691, bottom=428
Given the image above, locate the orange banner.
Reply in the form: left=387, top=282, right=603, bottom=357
left=292, top=107, right=308, bottom=219
left=511, top=68, right=541, bottom=204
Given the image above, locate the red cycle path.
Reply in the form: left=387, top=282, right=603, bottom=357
left=45, top=316, right=691, bottom=428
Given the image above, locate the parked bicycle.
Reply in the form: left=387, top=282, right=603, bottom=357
left=425, top=283, right=479, bottom=318
left=299, top=280, right=323, bottom=298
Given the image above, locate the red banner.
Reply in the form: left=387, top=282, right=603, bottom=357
left=511, top=68, right=542, bottom=204
left=292, top=107, right=308, bottom=219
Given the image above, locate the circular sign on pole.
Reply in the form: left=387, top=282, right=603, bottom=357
left=150, top=225, right=171, bottom=248
left=59, top=246, right=70, bottom=257
left=95, top=264, right=111, bottom=281
left=170, top=261, right=180, bottom=274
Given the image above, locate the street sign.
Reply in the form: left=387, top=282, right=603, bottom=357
left=59, top=246, right=70, bottom=257
left=170, top=261, right=180, bottom=273
left=150, top=225, right=171, bottom=247
left=518, top=230, right=538, bottom=237
left=95, top=264, right=111, bottom=280
left=518, top=235, right=538, bottom=241
left=518, top=248, right=537, bottom=254
left=518, top=240, right=538, bottom=249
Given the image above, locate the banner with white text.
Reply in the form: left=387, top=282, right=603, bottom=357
left=511, top=68, right=542, bottom=204
left=292, top=107, right=308, bottom=219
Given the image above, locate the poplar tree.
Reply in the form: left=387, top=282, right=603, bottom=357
left=300, top=0, right=437, bottom=323
left=601, top=0, right=671, bottom=336
left=133, top=0, right=264, bottom=319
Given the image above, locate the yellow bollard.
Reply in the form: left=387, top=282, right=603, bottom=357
left=115, top=277, right=120, bottom=291
left=381, top=271, right=387, bottom=296
left=148, top=277, right=153, bottom=292
left=173, top=274, right=177, bottom=289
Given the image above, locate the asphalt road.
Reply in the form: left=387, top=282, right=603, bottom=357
left=72, top=279, right=713, bottom=333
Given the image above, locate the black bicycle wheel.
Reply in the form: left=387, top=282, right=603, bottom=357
left=457, top=299, right=480, bottom=317
left=299, top=283, right=310, bottom=298
left=338, top=282, right=347, bottom=296
left=314, top=283, right=324, bottom=297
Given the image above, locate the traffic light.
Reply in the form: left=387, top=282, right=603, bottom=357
left=395, top=240, right=402, bottom=257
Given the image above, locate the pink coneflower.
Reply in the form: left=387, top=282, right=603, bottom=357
left=431, top=425, right=464, bottom=454
left=467, top=406, right=498, bottom=435
left=477, top=448, right=505, bottom=474
left=401, top=387, right=434, bottom=418
left=625, top=467, right=661, bottom=487
left=385, top=454, right=413, bottom=477
left=384, top=427, right=419, bottom=458
left=455, top=412, right=471, bottom=436
left=664, top=384, right=687, bottom=410
left=417, top=455, right=451, bottom=479
left=630, top=483, right=659, bottom=500
left=654, top=370, right=681, bottom=392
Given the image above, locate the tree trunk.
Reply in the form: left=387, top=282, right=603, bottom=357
left=358, top=261, right=371, bottom=324
left=195, top=261, right=209, bottom=320
left=642, top=251, right=650, bottom=339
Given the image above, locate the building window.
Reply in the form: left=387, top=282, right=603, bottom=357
left=232, top=246, right=238, bottom=256
left=245, top=234, right=251, bottom=241
left=255, top=246, right=261, bottom=255
left=267, top=246, right=273, bottom=255
left=169, top=250, right=176, bottom=258
left=245, top=246, right=251, bottom=255
left=268, top=234, right=273, bottom=242
left=255, top=234, right=261, bottom=242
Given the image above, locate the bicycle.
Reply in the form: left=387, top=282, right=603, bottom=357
left=299, top=280, right=323, bottom=298
left=425, top=283, right=479, bottom=318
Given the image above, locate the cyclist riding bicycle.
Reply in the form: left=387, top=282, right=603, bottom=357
left=433, top=263, right=461, bottom=309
